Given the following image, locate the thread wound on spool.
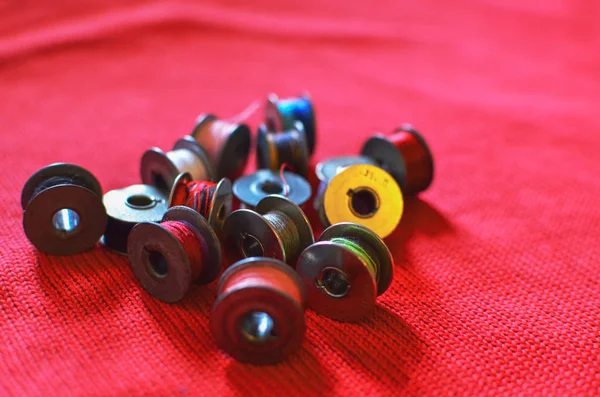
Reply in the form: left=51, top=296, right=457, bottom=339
left=160, top=221, right=204, bottom=272
left=389, top=127, right=434, bottom=194
left=258, top=123, right=308, bottom=177
left=330, top=237, right=378, bottom=279
left=171, top=180, right=217, bottom=219
left=263, top=211, right=300, bottom=261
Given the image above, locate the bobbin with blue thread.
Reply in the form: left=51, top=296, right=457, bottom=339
left=296, top=222, right=394, bottom=322
left=233, top=169, right=311, bottom=209
left=127, top=206, right=222, bottom=303
left=21, top=163, right=107, bottom=255
left=168, top=172, right=232, bottom=234
left=101, top=184, right=168, bottom=255
left=140, top=136, right=216, bottom=193
left=361, top=124, right=434, bottom=195
left=313, top=155, right=377, bottom=226
left=211, top=257, right=307, bottom=365
left=265, top=93, right=316, bottom=155
left=222, top=195, right=314, bottom=267
left=256, top=122, right=309, bottom=177
left=191, top=114, right=251, bottom=180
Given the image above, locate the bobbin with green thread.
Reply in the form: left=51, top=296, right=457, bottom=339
left=296, top=222, right=394, bottom=322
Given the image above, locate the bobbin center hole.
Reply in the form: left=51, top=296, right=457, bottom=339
left=52, top=209, right=80, bottom=236
left=348, top=188, right=379, bottom=218
left=145, top=249, right=168, bottom=279
left=317, top=268, right=351, bottom=298
left=259, top=180, right=283, bottom=195
left=240, top=312, right=277, bottom=344
left=241, top=234, right=264, bottom=258
left=126, top=194, right=155, bottom=210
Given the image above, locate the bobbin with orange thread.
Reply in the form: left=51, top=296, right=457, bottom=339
left=140, top=136, right=216, bottom=193
left=211, top=257, right=307, bottom=365
left=297, top=223, right=393, bottom=322
left=191, top=114, right=251, bottom=180
left=21, top=163, right=107, bottom=255
left=233, top=169, right=312, bottom=209
left=222, top=195, right=314, bottom=267
left=168, top=172, right=232, bottom=234
left=265, top=93, right=316, bottom=155
left=127, top=206, right=222, bottom=302
left=256, top=122, right=309, bottom=177
left=319, top=163, right=403, bottom=239
left=361, top=124, right=434, bottom=195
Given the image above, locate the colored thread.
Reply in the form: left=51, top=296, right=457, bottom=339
left=276, top=97, right=314, bottom=135
left=161, top=220, right=204, bottom=276
left=171, top=180, right=217, bottom=219
left=194, top=119, right=238, bottom=160
left=226, top=100, right=260, bottom=124
left=330, top=237, right=378, bottom=280
left=264, top=128, right=306, bottom=175
left=389, top=127, right=433, bottom=193
left=279, top=163, right=290, bottom=197
left=165, top=149, right=210, bottom=181
left=262, top=211, right=301, bottom=262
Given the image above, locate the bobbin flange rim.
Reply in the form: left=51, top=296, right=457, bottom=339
left=192, top=113, right=218, bottom=133
left=256, top=122, right=309, bottom=177
left=256, top=195, right=314, bottom=266
left=319, top=222, right=393, bottom=296
left=173, top=135, right=217, bottom=182
left=232, top=169, right=312, bottom=209
left=394, top=123, right=435, bottom=192
left=222, top=209, right=283, bottom=266
left=211, top=257, right=306, bottom=365
left=101, top=184, right=168, bottom=255
left=21, top=163, right=103, bottom=209
left=315, top=155, right=377, bottom=183
left=360, top=135, right=408, bottom=190
left=265, top=93, right=316, bottom=155
left=140, top=147, right=180, bottom=192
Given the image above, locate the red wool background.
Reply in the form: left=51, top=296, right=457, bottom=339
left=1, top=1, right=599, bottom=395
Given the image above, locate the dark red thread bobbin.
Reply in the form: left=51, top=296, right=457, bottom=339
left=361, top=124, right=434, bottom=195
left=127, top=206, right=223, bottom=303
left=211, top=257, right=307, bottom=365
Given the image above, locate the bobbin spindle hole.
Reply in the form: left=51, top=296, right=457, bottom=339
left=151, top=172, right=170, bottom=192
left=241, top=234, right=265, bottom=258
left=52, top=208, right=81, bottom=237
left=259, top=180, right=283, bottom=195
left=348, top=188, right=379, bottom=218
left=145, top=249, right=169, bottom=279
left=240, top=311, right=278, bottom=344
left=126, top=194, right=156, bottom=210
left=317, top=268, right=351, bottom=298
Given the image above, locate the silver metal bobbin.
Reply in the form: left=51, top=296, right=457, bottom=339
left=140, top=136, right=216, bottom=193
left=256, top=122, right=309, bottom=177
left=233, top=169, right=311, bottom=210
left=222, top=195, right=314, bottom=267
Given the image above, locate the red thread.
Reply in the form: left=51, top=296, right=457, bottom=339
left=279, top=163, right=290, bottom=197
left=389, top=126, right=433, bottom=194
left=171, top=180, right=217, bottom=218
left=161, top=221, right=204, bottom=277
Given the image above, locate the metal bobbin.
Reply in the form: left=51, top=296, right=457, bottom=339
left=140, top=136, right=216, bottom=193
left=211, top=257, right=307, bottom=365
left=297, top=222, right=393, bottom=322
left=127, top=206, right=222, bottom=303
left=313, top=156, right=377, bottom=226
left=21, top=163, right=107, bottom=255
left=265, top=93, right=316, bottom=155
left=361, top=124, right=434, bottom=195
left=222, top=195, right=314, bottom=267
left=233, top=169, right=311, bottom=209
left=192, top=114, right=251, bottom=180
left=256, top=122, right=309, bottom=177
left=168, top=172, right=232, bottom=234
left=101, top=184, right=168, bottom=255
left=320, top=163, right=403, bottom=239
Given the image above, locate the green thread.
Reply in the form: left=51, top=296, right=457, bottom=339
left=330, top=237, right=378, bottom=279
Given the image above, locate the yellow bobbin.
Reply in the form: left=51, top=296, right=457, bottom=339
left=323, top=164, right=403, bottom=238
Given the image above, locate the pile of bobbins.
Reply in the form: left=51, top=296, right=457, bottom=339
left=20, top=92, right=435, bottom=365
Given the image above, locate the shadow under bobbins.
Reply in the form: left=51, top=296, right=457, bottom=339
left=233, top=169, right=312, bottom=209
left=21, top=163, right=107, bottom=255
left=211, top=257, right=307, bottom=365
left=101, top=184, right=168, bottom=255
left=256, top=122, right=309, bottom=177
left=297, top=222, right=394, bottom=322
left=265, top=93, right=316, bottom=155
left=141, top=136, right=216, bottom=193
left=222, top=195, right=314, bottom=266
left=192, top=114, right=251, bottom=180
left=127, top=206, right=222, bottom=302
left=361, top=124, right=434, bottom=195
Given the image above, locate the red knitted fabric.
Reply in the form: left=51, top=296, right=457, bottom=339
left=2, top=1, right=599, bottom=395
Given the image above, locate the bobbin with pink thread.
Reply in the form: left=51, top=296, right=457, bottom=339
left=127, top=206, right=222, bottom=302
